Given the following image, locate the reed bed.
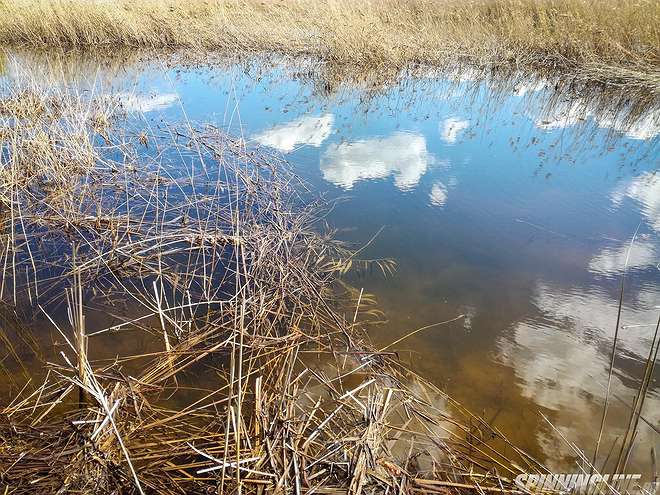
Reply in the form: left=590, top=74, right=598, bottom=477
left=0, top=0, right=658, bottom=91
left=0, top=75, right=548, bottom=493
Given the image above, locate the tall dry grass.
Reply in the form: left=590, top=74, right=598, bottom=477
left=0, top=0, right=658, bottom=89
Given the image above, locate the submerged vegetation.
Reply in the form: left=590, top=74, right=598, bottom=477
left=0, top=0, right=659, bottom=90
left=0, top=73, right=547, bottom=493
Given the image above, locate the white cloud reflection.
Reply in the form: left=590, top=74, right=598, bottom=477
left=535, top=100, right=586, bottom=130
left=589, top=172, right=660, bottom=277
left=320, top=132, right=431, bottom=190
left=589, top=241, right=658, bottom=276
left=535, top=100, right=660, bottom=140
left=429, top=182, right=448, bottom=207
left=118, top=92, right=178, bottom=113
left=597, top=109, right=660, bottom=141
left=512, top=79, right=548, bottom=96
left=611, top=172, right=660, bottom=233
left=440, top=117, right=470, bottom=144
left=253, top=114, right=334, bottom=153
left=498, top=282, right=660, bottom=469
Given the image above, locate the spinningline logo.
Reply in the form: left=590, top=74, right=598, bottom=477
left=514, top=473, right=658, bottom=494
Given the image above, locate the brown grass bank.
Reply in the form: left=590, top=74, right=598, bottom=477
left=0, top=0, right=659, bottom=90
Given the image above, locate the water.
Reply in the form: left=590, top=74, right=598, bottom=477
left=4, top=52, right=660, bottom=474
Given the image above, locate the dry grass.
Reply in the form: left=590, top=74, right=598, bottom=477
left=0, top=73, right=547, bottom=494
left=0, top=0, right=658, bottom=90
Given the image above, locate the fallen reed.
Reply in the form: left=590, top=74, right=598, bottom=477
left=0, top=0, right=658, bottom=91
left=0, top=72, right=546, bottom=493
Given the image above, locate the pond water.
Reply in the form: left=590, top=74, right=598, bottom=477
left=4, top=52, right=660, bottom=475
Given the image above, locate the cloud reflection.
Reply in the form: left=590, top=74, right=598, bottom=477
left=429, top=182, right=448, bottom=207
left=611, top=172, right=660, bottom=233
left=440, top=117, right=470, bottom=144
left=589, top=241, right=658, bottom=276
left=597, top=109, right=660, bottom=141
left=320, top=132, right=431, bottom=190
left=512, top=79, right=548, bottom=96
left=253, top=114, right=334, bottom=153
left=535, top=101, right=660, bottom=140
left=535, top=100, right=586, bottom=130
left=498, top=282, right=660, bottom=468
left=118, top=92, right=178, bottom=113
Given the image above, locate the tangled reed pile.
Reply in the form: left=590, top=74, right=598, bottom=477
left=0, top=79, right=540, bottom=494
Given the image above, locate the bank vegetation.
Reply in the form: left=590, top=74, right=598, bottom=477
left=0, top=0, right=658, bottom=90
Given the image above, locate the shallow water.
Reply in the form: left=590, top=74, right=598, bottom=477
left=4, top=52, right=660, bottom=475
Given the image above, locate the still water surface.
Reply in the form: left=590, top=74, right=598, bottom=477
left=8, top=53, right=660, bottom=473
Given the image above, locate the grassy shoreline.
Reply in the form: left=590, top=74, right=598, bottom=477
left=0, top=0, right=659, bottom=90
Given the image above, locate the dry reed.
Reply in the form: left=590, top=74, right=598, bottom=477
left=0, top=0, right=658, bottom=90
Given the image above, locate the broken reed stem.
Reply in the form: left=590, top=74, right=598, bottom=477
left=70, top=244, right=88, bottom=406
